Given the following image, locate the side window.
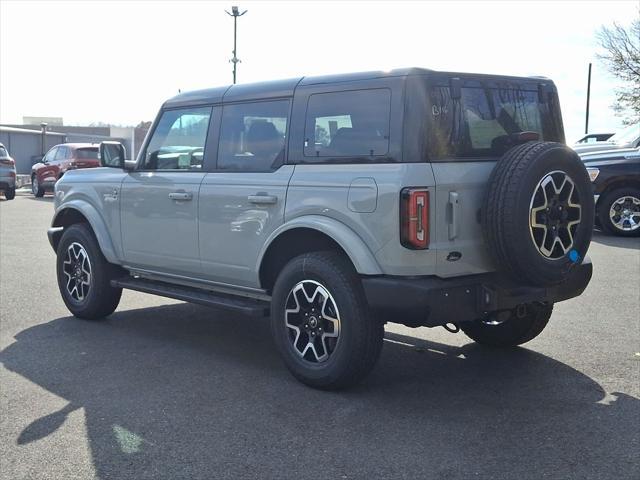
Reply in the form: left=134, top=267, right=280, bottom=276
left=142, top=107, right=212, bottom=171
left=44, top=147, right=58, bottom=163
left=218, top=100, right=289, bottom=172
left=55, top=146, right=68, bottom=161
left=304, top=89, right=391, bottom=158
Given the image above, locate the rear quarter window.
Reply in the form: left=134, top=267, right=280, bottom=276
left=303, top=88, right=391, bottom=160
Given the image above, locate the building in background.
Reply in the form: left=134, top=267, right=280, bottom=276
left=22, top=116, right=64, bottom=127
left=0, top=121, right=150, bottom=174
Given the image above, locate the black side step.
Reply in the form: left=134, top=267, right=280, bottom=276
left=111, top=277, right=269, bottom=317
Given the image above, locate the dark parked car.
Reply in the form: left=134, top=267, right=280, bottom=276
left=31, top=143, right=100, bottom=197
left=581, top=147, right=640, bottom=236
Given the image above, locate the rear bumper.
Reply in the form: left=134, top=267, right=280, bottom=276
left=0, top=178, right=16, bottom=190
left=362, top=258, right=593, bottom=327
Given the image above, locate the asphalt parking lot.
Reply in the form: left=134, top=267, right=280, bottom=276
left=0, top=194, right=638, bottom=480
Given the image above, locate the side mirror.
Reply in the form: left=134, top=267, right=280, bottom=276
left=99, top=141, right=126, bottom=169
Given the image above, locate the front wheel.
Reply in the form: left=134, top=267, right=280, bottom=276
left=32, top=176, right=45, bottom=197
left=56, top=224, right=122, bottom=319
left=460, top=303, right=553, bottom=347
left=597, top=187, right=640, bottom=237
left=270, top=251, right=384, bottom=390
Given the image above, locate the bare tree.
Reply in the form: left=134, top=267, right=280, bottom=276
left=596, top=14, right=640, bottom=125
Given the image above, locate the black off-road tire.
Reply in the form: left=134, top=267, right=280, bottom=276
left=597, top=187, right=640, bottom=237
left=461, top=303, right=553, bottom=347
left=32, top=176, right=45, bottom=197
left=270, top=251, right=384, bottom=390
left=56, top=224, right=122, bottom=320
left=482, top=142, right=594, bottom=286
left=4, top=187, right=15, bottom=200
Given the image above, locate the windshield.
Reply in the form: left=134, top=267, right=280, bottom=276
left=428, top=85, right=563, bottom=159
left=75, top=148, right=99, bottom=159
left=609, top=124, right=639, bottom=144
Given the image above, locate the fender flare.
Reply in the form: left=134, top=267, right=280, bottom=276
left=256, top=215, right=383, bottom=276
left=52, top=200, right=120, bottom=264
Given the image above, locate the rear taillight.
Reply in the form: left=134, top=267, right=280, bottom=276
left=0, top=158, right=14, bottom=166
left=400, top=188, right=429, bottom=249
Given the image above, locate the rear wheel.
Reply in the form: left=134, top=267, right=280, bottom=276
left=461, top=303, right=553, bottom=347
left=56, top=224, right=122, bottom=319
left=32, top=176, right=45, bottom=197
left=597, top=187, right=640, bottom=237
left=4, top=187, right=15, bottom=200
left=270, top=251, right=384, bottom=390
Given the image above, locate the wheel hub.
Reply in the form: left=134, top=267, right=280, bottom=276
left=285, top=280, right=341, bottom=363
left=529, top=171, right=582, bottom=259
left=62, top=242, right=92, bottom=302
left=610, top=195, right=640, bottom=231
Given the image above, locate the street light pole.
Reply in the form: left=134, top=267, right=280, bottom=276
left=225, top=6, right=247, bottom=84
left=40, top=122, right=48, bottom=157
left=585, top=63, right=592, bottom=135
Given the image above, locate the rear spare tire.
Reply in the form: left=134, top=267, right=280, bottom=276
left=482, top=142, right=594, bottom=286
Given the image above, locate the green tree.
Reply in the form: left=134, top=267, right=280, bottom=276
left=596, top=15, right=640, bottom=125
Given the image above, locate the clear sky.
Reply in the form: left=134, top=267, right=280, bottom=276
left=0, top=0, right=637, bottom=142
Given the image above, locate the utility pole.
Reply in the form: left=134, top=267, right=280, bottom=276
left=226, top=6, right=247, bottom=84
left=40, top=122, right=48, bottom=157
left=585, top=63, right=592, bottom=134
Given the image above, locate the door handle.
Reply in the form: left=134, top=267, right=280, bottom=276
left=168, top=192, right=193, bottom=201
left=448, top=191, right=459, bottom=240
left=248, top=194, right=277, bottom=205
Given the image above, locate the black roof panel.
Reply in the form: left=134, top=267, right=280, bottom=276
left=161, top=67, right=553, bottom=108
left=223, top=77, right=302, bottom=103
left=163, top=86, right=230, bottom=108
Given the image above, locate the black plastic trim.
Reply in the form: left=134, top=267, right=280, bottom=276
left=111, top=277, right=270, bottom=317
left=361, top=258, right=593, bottom=328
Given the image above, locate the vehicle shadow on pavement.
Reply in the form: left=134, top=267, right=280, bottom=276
left=591, top=230, right=639, bottom=250
left=24, top=196, right=54, bottom=202
left=1, top=303, right=638, bottom=480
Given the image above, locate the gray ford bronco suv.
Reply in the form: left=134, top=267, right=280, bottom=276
left=49, top=68, right=593, bottom=389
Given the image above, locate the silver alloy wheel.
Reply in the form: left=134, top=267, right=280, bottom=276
left=609, top=195, right=640, bottom=231
left=62, top=242, right=92, bottom=302
left=32, top=177, right=38, bottom=195
left=284, top=280, right=341, bottom=363
left=529, top=171, right=582, bottom=259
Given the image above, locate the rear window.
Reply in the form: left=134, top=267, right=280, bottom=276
left=75, top=148, right=99, bottom=159
left=0, top=146, right=7, bottom=157
left=428, top=85, right=563, bottom=159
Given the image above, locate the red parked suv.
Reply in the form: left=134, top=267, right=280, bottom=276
left=31, top=143, right=100, bottom=197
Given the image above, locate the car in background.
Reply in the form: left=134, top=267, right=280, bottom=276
left=581, top=147, right=640, bottom=237
left=573, top=123, right=640, bottom=155
left=575, top=132, right=614, bottom=144
left=0, top=142, right=16, bottom=200
left=31, top=143, right=100, bottom=197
